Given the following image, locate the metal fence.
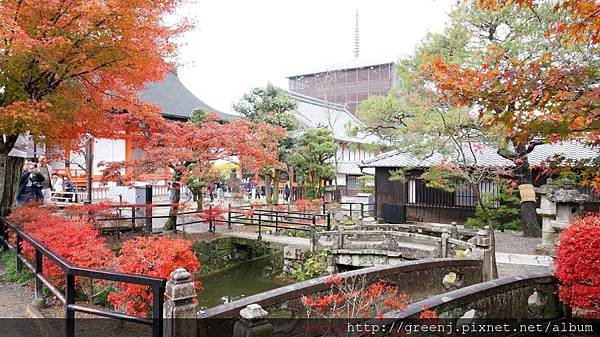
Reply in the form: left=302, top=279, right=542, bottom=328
left=0, top=218, right=166, bottom=337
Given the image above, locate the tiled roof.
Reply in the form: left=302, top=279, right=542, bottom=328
left=336, top=162, right=375, bottom=175
left=360, top=142, right=598, bottom=168
left=288, top=91, right=380, bottom=144
left=140, top=72, right=238, bottom=121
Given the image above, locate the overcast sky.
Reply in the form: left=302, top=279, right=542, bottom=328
left=176, top=0, right=454, bottom=115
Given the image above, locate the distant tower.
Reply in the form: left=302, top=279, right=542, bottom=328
left=353, top=9, right=360, bottom=58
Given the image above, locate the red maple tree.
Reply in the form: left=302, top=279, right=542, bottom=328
left=101, top=115, right=285, bottom=229
left=0, top=0, right=191, bottom=215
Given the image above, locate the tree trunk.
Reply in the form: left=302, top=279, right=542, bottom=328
left=514, top=143, right=541, bottom=237
left=193, top=191, right=203, bottom=211
left=273, top=171, right=280, bottom=204
left=85, top=138, right=94, bottom=202
left=164, top=183, right=181, bottom=230
left=0, top=135, right=21, bottom=217
left=0, top=154, right=24, bottom=217
left=265, top=174, right=272, bottom=204
left=486, top=217, right=499, bottom=280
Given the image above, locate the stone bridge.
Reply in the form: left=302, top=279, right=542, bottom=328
left=282, top=228, right=487, bottom=272
left=188, top=259, right=567, bottom=337
left=198, top=258, right=484, bottom=336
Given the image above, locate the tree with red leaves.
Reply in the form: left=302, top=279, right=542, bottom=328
left=101, top=115, right=285, bottom=230
left=0, top=0, right=191, bottom=216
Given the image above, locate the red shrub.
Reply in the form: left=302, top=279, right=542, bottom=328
left=6, top=205, right=114, bottom=292
left=555, top=214, right=600, bottom=318
left=294, top=199, right=316, bottom=213
left=301, top=274, right=408, bottom=318
left=198, top=205, right=226, bottom=223
left=108, top=236, right=201, bottom=317
left=7, top=203, right=55, bottom=225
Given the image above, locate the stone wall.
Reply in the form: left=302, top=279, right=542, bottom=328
left=192, top=237, right=277, bottom=276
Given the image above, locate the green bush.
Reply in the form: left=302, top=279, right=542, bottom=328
left=290, top=250, right=330, bottom=281
left=0, top=250, right=34, bottom=285
left=465, top=186, right=522, bottom=230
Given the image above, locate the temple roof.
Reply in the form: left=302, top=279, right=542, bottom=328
left=140, top=72, right=238, bottom=121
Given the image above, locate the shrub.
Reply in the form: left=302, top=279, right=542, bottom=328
left=197, top=205, right=226, bottom=223
left=290, top=251, right=329, bottom=281
left=108, top=236, right=201, bottom=317
left=465, top=185, right=522, bottom=230
left=6, top=204, right=114, bottom=296
left=555, top=214, right=600, bottom=318
left=294, top=199, right=322, bottom=213
left=301, top=274, right=408, bottom=318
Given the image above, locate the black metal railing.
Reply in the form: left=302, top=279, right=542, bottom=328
left=225, top=206, right=330, bottom=239
left=0, top=218, right=166, bottom=337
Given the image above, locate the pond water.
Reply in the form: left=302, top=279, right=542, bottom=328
left=197, top=254, right=285, bottom=309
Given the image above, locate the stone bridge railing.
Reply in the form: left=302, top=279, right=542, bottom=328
left=197, top=258, right=483, bottom=337
left=379, top=272, right=560, bottom=321
left=357, top=222, right=478, bottom=240
left=312, top=229, right=476, bottom=260
left=229, top=272, right=563, bottom=337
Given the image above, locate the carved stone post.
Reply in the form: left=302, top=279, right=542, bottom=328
left=233, top=304, right=274, bottom=337
left=471, top=230, right=493, bottom=281
left=164, top=268, right=197, bottom=337
left=440, top=231, right=450, bottom=258
left=449, top=222, right=459, bottom=239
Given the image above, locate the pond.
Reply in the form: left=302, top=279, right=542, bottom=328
left=197, top=254, right=286, bottom=310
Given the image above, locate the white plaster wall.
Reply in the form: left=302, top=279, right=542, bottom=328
left=92, top=138, right=126, bottom=175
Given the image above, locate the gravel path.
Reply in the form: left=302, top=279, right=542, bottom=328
left=494, top=230, right=542, bottom=255
left=0, top=265, right=33, bottom=318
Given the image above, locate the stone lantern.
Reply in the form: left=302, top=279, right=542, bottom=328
left=535, top=179, right=557, bottom=254
left=536, top=179, right=589, bottom=255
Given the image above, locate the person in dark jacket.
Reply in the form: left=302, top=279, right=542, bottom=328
left=17, top=162, right=45, bottom=205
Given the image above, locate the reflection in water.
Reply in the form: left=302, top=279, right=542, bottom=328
left=197, top=254, right=284, bottom=309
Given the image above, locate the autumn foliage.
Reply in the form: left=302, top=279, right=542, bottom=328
left=108, top=236, right=200, bottom=317
left=0, top=0, right=191, bottom=149
left=294, top=199, right=323, bottom=213
left=6, top=204, right=114, bottom=293
left=6, top=204, right=201, bottom=317
left=555, top=214, right=600, bottom=318
left=301, top=274, right=409, bottom=318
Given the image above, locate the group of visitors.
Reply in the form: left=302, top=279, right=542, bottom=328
left=16, top=156, right=74, bottom=205
left=242, top=179, right=292, bottom=202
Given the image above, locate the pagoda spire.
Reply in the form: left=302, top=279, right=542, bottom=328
left=354, top=9, right=360, bottom=59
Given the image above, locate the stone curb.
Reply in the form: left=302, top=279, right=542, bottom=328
left=26, top=303, right=60, bottom=337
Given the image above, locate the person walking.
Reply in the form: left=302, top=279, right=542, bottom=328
left=37, top=156, right=52, bottom=203
left=17, top=162, right=45, bottom=205
left=284, top=182, right=291, bottom=203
